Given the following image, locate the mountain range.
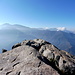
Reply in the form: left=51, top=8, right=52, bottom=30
left=0, top=23, right=75, bottom=55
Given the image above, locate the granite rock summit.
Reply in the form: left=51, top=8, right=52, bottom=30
left=0, top=39, right=75, bottom=75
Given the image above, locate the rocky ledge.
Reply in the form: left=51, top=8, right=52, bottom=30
left=0, top=39, right=75, bottom=75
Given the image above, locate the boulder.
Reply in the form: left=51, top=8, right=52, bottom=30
left=12, top=43, right=21, bottom=49
left=2, top=49, right=7, bottom=53
left=39, top=44, right=75, bottom=75
left=21, top=39, right=50, bottom=50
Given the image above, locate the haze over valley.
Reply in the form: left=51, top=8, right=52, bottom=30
left=0, top=23, right=75, bottom=55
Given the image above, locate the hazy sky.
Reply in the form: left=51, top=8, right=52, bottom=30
left=0, top=0, right=75, bottom=29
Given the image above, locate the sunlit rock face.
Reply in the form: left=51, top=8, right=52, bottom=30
left=0, top=39, right=75, bottom=75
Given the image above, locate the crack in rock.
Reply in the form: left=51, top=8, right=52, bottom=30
left=16, top=71, right=21, bottom=75
left=38, top=61, right=41, bottom=67
left=6, top=71, right=12, bottom=75
left=13, top=62, right=20, bottom=68
left=0, top=68, right=3, bottom=71
left=11, top=56, right=18, bottom=63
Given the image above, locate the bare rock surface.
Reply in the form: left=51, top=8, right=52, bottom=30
left=0, top=39, right=75, bottom=75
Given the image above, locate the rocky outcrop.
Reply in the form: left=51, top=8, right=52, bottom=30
left=2, top=49, right=7, bottom=53
left=0, top=39, right=75, bottom=75
left=12, top=43, right=21, bottom=49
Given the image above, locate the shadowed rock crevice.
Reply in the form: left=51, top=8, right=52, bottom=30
left=16, top=71, right=21, bottom=75
left=13, top=62, right=20, bottom=68
left=37, top=55, right=63, bottom=75
left=0, top=68, right=3, bottom=71
left=11, top=56, right=18, bottom=63
left=6, top=71, right=12, bottom=75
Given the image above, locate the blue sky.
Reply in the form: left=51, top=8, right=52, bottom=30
left=0, top=0, right=75, bottom=29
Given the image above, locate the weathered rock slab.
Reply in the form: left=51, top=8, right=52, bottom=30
left=0, top=45, right=59, bottom=75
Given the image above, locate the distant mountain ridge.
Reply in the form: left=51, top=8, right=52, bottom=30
left=37, top=27, right=72, bottom=33
left=0, top=23, right=75, bottom=55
